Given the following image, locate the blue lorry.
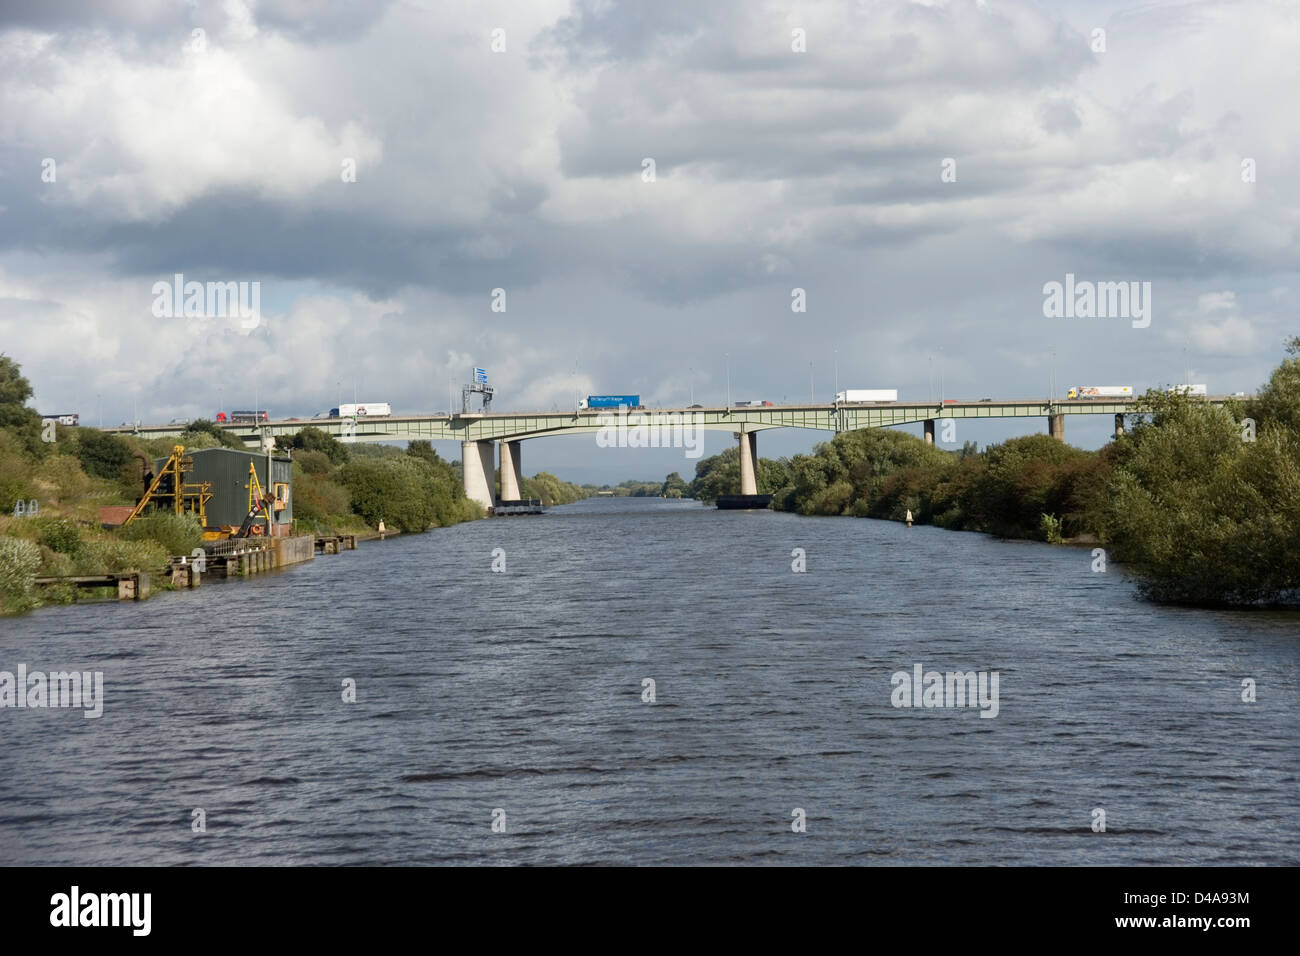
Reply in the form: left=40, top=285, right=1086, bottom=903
left=579, top=395, right=643, bottom=409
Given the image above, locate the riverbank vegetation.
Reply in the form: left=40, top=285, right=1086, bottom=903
left=0, top=355, right=491, bottom=614
left=689, top=340, right=1300, bottom=607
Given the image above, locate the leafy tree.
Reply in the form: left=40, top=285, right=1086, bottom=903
left=0, top=354, right=44, bottom=456
left=284, top=426, right=350, bottom=465
left=180, top=418, right=245, bottom=449
left=74, top=429, right=133, bottom=481
left=1248, top=344, right=1300, bottom=435
left=0, top=429, right=36, bottom=512
left=406, top=440, right=442, bottom=466
left=293, top=472, right=352, bottom=523
left=336, top=453, right=478, bottom=531
left=293, top=450, right=334, bottom=475
left=521, top=471, right=587, bottom=505
left=690, top=447, right=740, bottom=501
left=1105, top=384, right=1300, bottom=605
left=661, top=472, right=691, bottom=497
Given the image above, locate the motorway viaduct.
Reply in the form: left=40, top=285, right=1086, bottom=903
left=104, top=397, right=1235, bottom=511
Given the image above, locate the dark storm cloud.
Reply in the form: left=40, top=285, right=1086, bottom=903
left=0, top=0, right=187, bottom=33
left=2, top=0, right=1297, bottom=448
left=0, top=0, right=393, bottom=42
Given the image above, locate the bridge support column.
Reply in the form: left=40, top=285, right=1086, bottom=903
left=1048, top=414, right=1065, bottom=442
left=500, top=440, right=523, bottom=500
left=924, top=419, right=935, bottom=444
left=462, top=440, right=497, bottom=511
left=738, top=431, right=758, bottom=495
left=1114, top=413, right=1125, bottom=439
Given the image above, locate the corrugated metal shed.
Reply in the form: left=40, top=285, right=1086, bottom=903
left=157, top=447, right=292, bottom=531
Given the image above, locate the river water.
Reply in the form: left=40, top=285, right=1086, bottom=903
left=1, top=497, right=1296, bottom=865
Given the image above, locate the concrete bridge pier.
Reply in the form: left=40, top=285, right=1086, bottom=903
left=1114, top=413, right=1125, bottom=439
left=462, top=440, right=497, bottom=511
left=738, top=431, right=759, bottom=495
left=500, top=440, right=523, bottom=500
left=1048, top=413, right=1066, bottom=442
left=924, top=419, right=936, bottom=444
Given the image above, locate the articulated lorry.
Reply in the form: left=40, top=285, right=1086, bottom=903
left=579, top=395, right=643, bottom=409
left=836, top=389, right=898, bottom=403
left=1166, top=384, right=1208, bottom=397
left=331, top=403, right=392, bottom=417
left=1067, top=386, right=1133, bottom=399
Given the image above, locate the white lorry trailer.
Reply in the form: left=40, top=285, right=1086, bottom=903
left=331, top=402, right=392, bottom=417
left=1067, top=386, right=1133, bottom=399
left=836, top=389, right=899, bottom=403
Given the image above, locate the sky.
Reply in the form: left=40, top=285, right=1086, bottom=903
left=1, top=0, right=1296, bottom=484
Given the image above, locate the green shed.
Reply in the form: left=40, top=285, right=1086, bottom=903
left=157, top=447, right=293, bottom=536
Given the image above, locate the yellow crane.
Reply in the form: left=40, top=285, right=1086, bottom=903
left=121, top=445, right=212, bottom=529
left=232, top=460, right=274, bottom=538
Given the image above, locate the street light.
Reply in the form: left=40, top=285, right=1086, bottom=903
left=725, top=353, right=731, bottom=407
left=809, top=361, right=814, bottom=403
left=833, top=348, right=838, bottom=400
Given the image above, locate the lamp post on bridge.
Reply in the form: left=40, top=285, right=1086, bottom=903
left=725, top=353, right=731, bottom=408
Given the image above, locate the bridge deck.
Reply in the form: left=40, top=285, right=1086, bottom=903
left=101, top=396, right=1240, bottom=444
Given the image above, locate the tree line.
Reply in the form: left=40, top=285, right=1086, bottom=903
left=687, top=340, right=1300, bottom=607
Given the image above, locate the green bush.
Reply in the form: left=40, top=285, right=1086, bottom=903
left=284, top=426, right=350, bottom=465
left=1104, top=388, right=1300, bottom=605
left=294, top=450, right=334, bottom=475
left=0, top=354, right=46, bottom=458
left=337, top=452, right=479, bottom=532
left=179, top=419, right=245, bottom=450
left=294, top=472, right=352, bottom=521
left=119, top=512, right=203, bottom=557
left=74, top=429, right=134, bottom=481
left=35, top=452, right=92, bottom=505
left=521, top=471, right=589, bottom=505
left=0, top=429, right=36, bottom=513
left=0, top=535, right=41, bottom=614
left=80, top=537, right=168, bottom=574
left=33, top=516, right=83, bottom=555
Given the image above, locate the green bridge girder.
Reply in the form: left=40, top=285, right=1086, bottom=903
left=100, top=397, right=1236, bottom=446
